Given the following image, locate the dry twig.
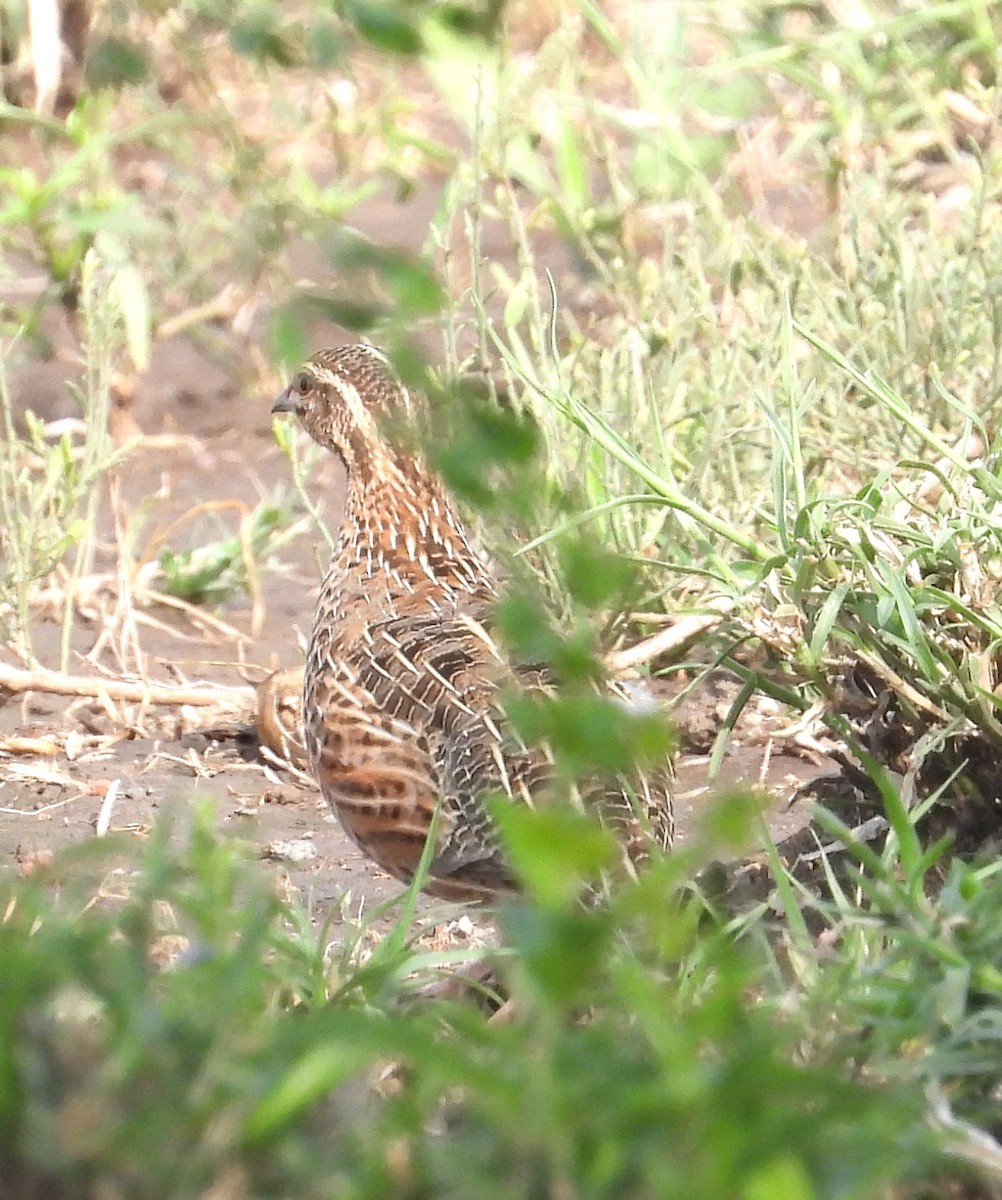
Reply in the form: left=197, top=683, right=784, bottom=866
left=606, top=599, right=734, bottom=673
left=0, top=660, right=253, bottom=714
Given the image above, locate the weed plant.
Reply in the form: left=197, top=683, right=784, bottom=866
left=431, top=2, right=1002, bottom=810
left=0, top=801, right=976, bottom=1200
left=7, top=795, right=1002, bottom=1197
left=0, top=251, right=128, bottom=661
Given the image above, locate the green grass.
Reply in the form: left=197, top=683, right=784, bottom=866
left=0, top=802, right=970, bottom=1200
left=4, top=1, right=1002, bottom=1196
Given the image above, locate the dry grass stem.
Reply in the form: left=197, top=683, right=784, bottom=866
left=606, top=600, right=735, bottom=672
left=0, top=659, right=254, bottom=714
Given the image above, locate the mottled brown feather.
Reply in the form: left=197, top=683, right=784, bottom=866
left=273, top=344, right=673, bottom=901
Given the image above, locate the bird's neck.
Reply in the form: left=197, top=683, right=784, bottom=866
left=325, top=441, right=493, bottom=621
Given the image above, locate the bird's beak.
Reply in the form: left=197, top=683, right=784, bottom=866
left=271, top=386, right=299, bottom=415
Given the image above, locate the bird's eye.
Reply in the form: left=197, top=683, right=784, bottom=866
left=295, top=371, right=312, bottom=396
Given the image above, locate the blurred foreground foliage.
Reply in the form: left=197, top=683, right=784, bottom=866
left=10, top=803, right=998, bottom=1200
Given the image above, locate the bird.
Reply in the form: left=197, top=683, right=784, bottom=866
left=271, top=343, right=673, bottom=902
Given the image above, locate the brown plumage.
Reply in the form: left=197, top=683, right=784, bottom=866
left=272, top=344, right=673, bottom=901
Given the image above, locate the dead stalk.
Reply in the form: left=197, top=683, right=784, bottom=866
left=0, top=659, right=253, bottom=713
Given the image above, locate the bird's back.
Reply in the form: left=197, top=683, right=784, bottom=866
left=277, top=344, right=673, bottom=901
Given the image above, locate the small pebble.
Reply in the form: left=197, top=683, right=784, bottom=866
left=263, top=837, right=318, bottom=864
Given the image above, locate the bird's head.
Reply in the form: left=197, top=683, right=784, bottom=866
left=271, top=343, right=410, bottom=468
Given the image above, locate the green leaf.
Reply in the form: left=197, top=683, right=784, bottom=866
left=502, top=280, right=529, bottom=330
left=331, top=238, right=444, bottom=317
left=269, top=304, right=308, bottom=369
left=742, top=1154, right=815, bottom=1200
left=243, top=1037, right=377, bottom=1145
left=808, top=579, right=852, bottom=663
left=553, top=113, right=589, bottom=214
left=492, top=589, right=564, bottom=664
left=308, top=15, right=345, bottom=67
left=491, top=803, right=615, bottom=906
left=383, top=256, right=444, bottom=315
left=84, top=37, right=150, bottom=88
left=229, top=8, right=299, bottom=65
left=504, top=689, right=673, bottom=777
left=110, top=265, right=151, bottom=372
left=344, top=1, right=423, bottom=54
left=558, top=538, right=634, bottom=609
